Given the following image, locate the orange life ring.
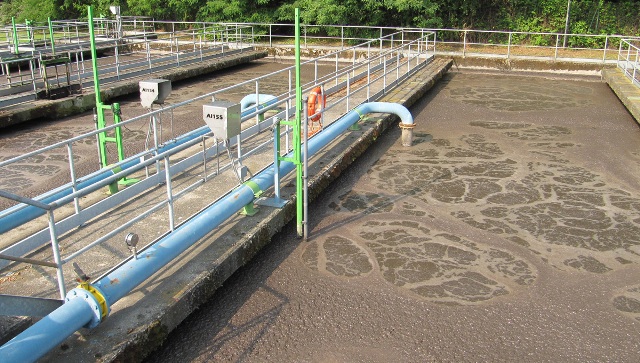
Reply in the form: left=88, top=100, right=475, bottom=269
left=307, top=86, right=326, bottom=122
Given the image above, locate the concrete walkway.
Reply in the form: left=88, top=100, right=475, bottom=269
left=602, top=67, right=640, bottom=124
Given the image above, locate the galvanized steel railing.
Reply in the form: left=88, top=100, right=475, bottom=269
left=4, top=19, right=640, bottom=108
left=0, top=21, right=254, bottom=108
left=618, top=39, right=640, bottom=87
left=162, top=21, right=638, bottom=64
left=0, top=29, right=434, bottom=304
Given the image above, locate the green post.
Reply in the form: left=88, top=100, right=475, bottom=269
left=112, top=103, right=125, bottom=162
left=294, top=8, right=303, bottom=236
left=88, top=7, right=102, bottom=106
left=88, top=6, right=119, bottom=194
left=11, top=17, right=19, bottom=55
left=25, top=19, right=32, bottom=45
left=112, top=103, right=137, bottom=186
left=96, top=105, right=111, bottom=167
left=88, top=6, right=106, bottom=160
left=48, top=17, right=56, bottom=55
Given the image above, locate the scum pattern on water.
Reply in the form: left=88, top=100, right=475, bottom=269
left=366, top=120, right=640, bottom=273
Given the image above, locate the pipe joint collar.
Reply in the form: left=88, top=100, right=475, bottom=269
left=398, top=122, right=416, bottom=129
left=243, top=180, right=263, bottom=199
left=66, top=284, right=109, bottom=329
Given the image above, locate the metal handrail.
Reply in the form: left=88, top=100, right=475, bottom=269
left=160, top=21, right=640, bottom=63
left=5, top=20, right=638, bottom=104
left=1, top=23, right=253, bottom=108
left=618, top=39, right=640, bottom=87
left=0, top=30, right=434, bottom=302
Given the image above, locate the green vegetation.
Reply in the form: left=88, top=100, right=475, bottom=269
left=1, top=0, right=639, bottom=36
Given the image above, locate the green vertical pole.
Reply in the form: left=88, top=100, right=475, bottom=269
left=88, top=6, right=118, bottom=194
left=25, top=19, right=32, bottom=45
left=112, top=103, right=125, bottom=162
left=11, top=17, right=19, bottom=55
left=88, top=7, right=102, bottom=106
left=48, top=17, right=56, bottom=55
left=88, top=6, right=106, bottom=163
left=294, top=8, right=303, bottom=236
left=112, top=103, right=137, bottom=186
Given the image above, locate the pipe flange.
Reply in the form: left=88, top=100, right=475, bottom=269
left=398, top=122, right=416, bottom=129
left=65, top=287, right=106, bottom=329
left=83, top=282, right=110, bottom=320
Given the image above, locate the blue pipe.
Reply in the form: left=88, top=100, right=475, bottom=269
left=0, top=297, right=95, bottom=361
left=0, top=126, right=212, bottom=234
left=0, top=102, right=412, bottom=363
left=0, top=96, right=281, bottom=235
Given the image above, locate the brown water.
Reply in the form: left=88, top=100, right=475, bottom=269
left=144, top=70, right=640, bottom=362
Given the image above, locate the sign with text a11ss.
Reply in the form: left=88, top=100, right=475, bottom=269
left=203, top=101, right=241, bottom=139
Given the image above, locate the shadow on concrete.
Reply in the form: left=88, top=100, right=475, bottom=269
left=142, top=223, right=299, bottom=362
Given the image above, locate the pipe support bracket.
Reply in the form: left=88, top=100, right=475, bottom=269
left=240, top=180, right=263, bottom=216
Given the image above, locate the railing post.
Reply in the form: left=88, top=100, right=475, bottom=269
left=396, top=51, right=400, bottom=81
left=407, top=43, right=410, bottom=74
left=164, top=156, right=175, bottom=231
left=255, top=81, right=261, bottom=126
left=554, top=34, right=560, bottom=60
left=634, top=48, right=639, bottom=85
left=48, top=17, right=56, bottom=55
left=29, top=59, right=37, bottom=99
left=463, top=30, right=467, bottom=57
left=47, top=210, right=66, bottom=300
left=617, top=38, right=622, bottom=66
left=147, top=41, right=151, bottom=69
left=603, top=36, right=608, bottom=63
left=67, top=143, right=81, bottom=215
left=115, top=41, right=120, bottom=80
left=431, top=31, right=436, bottom=55
left=335, top=53, right=338, bottom=86
left=11, top=17, right=19, bottom=55
left=626, top=42, right=632, bottom=74
left=507, top=32, right=512, bottom=59
left=346, top=72, right=350, bottom=112
left=314, top=59, right=318, bottom=83
left=383, top=54, right=387, bottom=92
left=367, top=59, right=371, bottom=101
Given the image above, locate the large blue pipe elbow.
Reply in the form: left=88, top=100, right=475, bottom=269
left=357, top=102, right=413, bottom=126
left=240, top=94, right=277, bottom=112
